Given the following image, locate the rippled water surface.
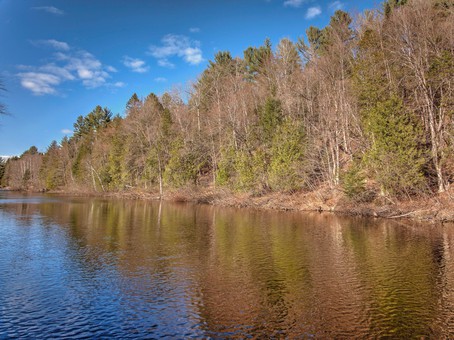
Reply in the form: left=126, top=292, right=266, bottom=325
left=1, top=191, right=454, bottom=338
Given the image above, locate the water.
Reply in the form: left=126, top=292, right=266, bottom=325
left=1, top=191, right=454, bottom=338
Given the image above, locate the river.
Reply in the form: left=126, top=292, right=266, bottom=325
left=1, top=191, right=453, bottom=338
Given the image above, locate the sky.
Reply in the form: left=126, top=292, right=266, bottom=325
left=0, top=0, right=380, bottom=156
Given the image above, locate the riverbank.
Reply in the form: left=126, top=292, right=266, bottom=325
left=43, top=185, right=454, bottom=223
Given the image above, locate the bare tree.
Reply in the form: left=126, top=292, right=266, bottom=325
left=385, top=0, right=454, bottom=192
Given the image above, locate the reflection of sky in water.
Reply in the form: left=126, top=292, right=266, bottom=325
left=1, top=192, right=454, bottom=338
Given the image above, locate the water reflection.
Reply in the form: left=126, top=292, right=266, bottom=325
left=0, top=192, right=454, bottom=338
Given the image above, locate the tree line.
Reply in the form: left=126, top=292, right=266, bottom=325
left=2, top=0, right=453, bottom=201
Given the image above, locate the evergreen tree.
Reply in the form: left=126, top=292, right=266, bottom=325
left=40, top=141, right=64, bottom=190
left=0, top=158, right=5, bottom=186
left=244, top=38, right=272, bottom=78
left=363, top=96, right=425, bottom=195
left=126, top=93, right=140, bottom=113
left=268, top=118, right=306, bottom=191
left=258, top=96, right=282, bottom=143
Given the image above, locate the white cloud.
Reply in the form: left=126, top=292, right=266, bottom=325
left=123, top=56, right=149, bottom=73
left=284, top=0, right=304, bottom=8
left=77, top=68, right=94, bottom=79
left=40, top=64, right=75, bottom=80
left=18, top=72, right=61, bottom=95
left=32, top=6, right=64, bottom=15
left=189, top=27, right=200, bottom=33
left=54, top=50, right=111, bottom=88
left=61, top=129, right=73, bottom=134
left=148, top=34, right=204, bottom=67
left=329, top=1, right=344, bottom=10
left=157, top=59, right=175, bottom=68
left=305, top=6, right=322, bottom=19
left=17, top=42, right=121, bottom=95
left=113, top=82, right=126, bottom=88
left=184, top=47, right=204, bottom=64
left=32, top=39, right=70, bottom=51
left=154, top=77, right=167, bottom=82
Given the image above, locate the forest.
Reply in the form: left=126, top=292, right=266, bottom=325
left=1, top=0, right=453, bottom=206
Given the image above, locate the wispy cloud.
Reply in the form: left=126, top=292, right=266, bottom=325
left=17, top=40, right=120, bottom=95
left=40, top=63, right=75, bottom=80
left=123, top=56, right=149, bottom=73
left=32, top=39, right=70, bottom=51
left=31, top=6, right=64, bottom=16
left=18, top=72, right=61, bottom=95
left=305, top=6, right=322, bottom=19
left=55, top=50, right=111, bottom=88
left=329, top=1, right=344, bottom=10
left=283, top=0, right=304, bottom=8
left=112, top=81, right=126, bottom=88
left=148, top=34, right=204, bottom=67
left=189, top=27, right=200, bottom=33
left=154, top=77, right=167, bottom=82
left=158, top=59, right=175, bottom=69
left=61, top=129, right=73, bottom=134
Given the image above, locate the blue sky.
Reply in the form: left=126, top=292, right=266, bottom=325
left=0, top=0, right=380, bottom=156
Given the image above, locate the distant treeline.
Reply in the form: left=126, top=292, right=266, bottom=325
left=2, top=0, right=453, bottom=201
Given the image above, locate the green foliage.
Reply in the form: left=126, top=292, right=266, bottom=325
left=22, top=169, right=31, bottom=187
left=74, top=106, right=112, bottom=139
left=0, top=158, right=5, bottom=186
left=329, top=10, right=353, bottom=31
left=161, top=108, right=173, bottom=138
left=72, top=142, right=90, bottom=182
left=234, top=148, right=267, bottom=191
left=298, top=10, right=352, bottom=58
left=268, top=118, right=306, bottom=191
left=341, top=163, right=367, bottom=201
left=21, top=146, right=38, bottom=157
left=353, top=28, right=390, bottom=107
left=216, top=146, right=236, bottom=186
left=244, top=38, right=272, bottom=77
left=126, top=93, right=140, bottom=113
left=209, top=51, right=235, bottom=73
left=106, top=134, right=127, bottom=189
left=144, top=93, right=164, bottom=113
left=429, top=51, right=454, bottom=93
left=305, top=26, right=324, bottom=51
left=353, top=22, right=428, bottom=196
left=164, top=140, right=201, bottom=187
left=234, top=150, right=254, bottom=190
left=434, top=0, right=454, bottom=10
left=258, top=97, right=282, bottom=143
left=40, top=141, right=64, bottom=190
left=363, top=96, right=426, bottom=195
left=384, top=0, right=408, bottom=17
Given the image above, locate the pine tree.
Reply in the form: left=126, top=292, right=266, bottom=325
left=363, top=96, right=425, bottom=196
left=268, top=118, right=306, bottom=191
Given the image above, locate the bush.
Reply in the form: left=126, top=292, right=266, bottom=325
left=341, top=163, right=367, bottom=201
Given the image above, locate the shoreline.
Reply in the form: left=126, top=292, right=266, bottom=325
left=33, top=186, right=454, bottom=223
